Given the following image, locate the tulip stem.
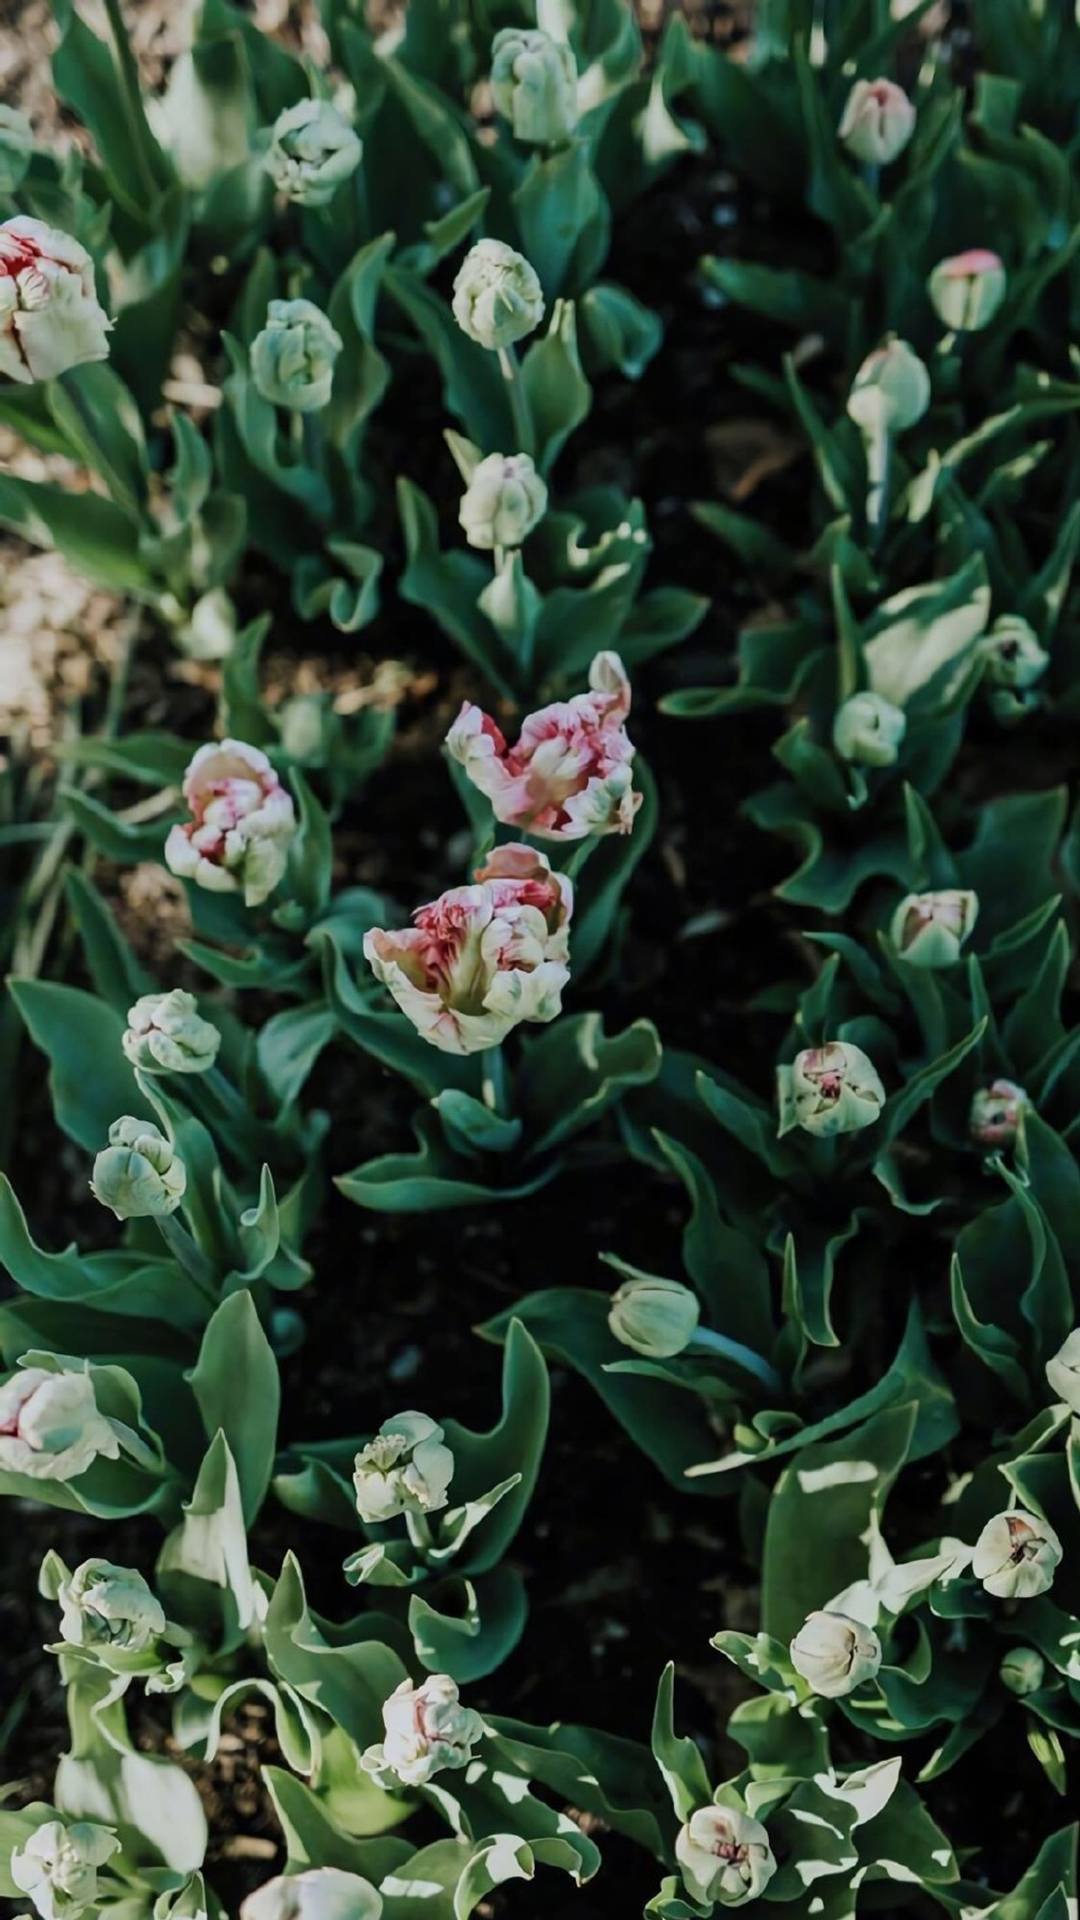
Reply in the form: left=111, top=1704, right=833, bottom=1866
left=864, top=425, right=891, bottom=544
left=498, top=346, right=534, bottom=460
left=101, top=0, right=166, bottom=204
left=480, top=1046, right=509, bottom=1117
left=155, top=1216, right=219, bottom=1306
left=687, top=1328, right=783, bottom=1395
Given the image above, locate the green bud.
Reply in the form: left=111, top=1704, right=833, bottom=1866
left=779, top=1042, right=885, bottom=1138
left=977, top=615, right=1049, bottom=690
left=608, top=1276, right=700, bottom=1358
left=459, top=452, right=547, bottom=550
left=251, top=299, right=342, bottom=413
left=999, top=1647, right=1045, bottom=1697
left=832, top=691, right=906, bottom=768
left=0, top=106, right=33, bottom=195
left=846, top=337, right=930, bottom=436
left=491, top=29, right=578, bottom=146
left=57, top=1559, right=166, bottom=1653
left=928, top=249, right=1006, bottom=332
left=122, top=990, right=220, bottom=1074
left=890, top=890, right=978, bottom=968
left=452, top=239, right=544, bottom=351
left=91, top=1117, right=187, bottom=1220
left=265, top=99, right=362, bottom=207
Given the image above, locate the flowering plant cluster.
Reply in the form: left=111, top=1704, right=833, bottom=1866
left=1, top=2, right=1078, bottom=1919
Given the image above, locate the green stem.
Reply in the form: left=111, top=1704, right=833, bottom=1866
left=155, top=1215, right=220, bottom=1307
left=100, top=0, right=164, bottom=205
left=497, top=345, right=534, bottom=459
left=687, top=1327, right=783, bottom=1395
left=864, top=424, right=891, bottom=544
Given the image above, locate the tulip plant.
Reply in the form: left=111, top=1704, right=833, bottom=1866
left=1, top=1, right=1078, bottom=1918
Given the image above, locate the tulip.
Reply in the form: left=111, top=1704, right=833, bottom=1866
left=0, top=1366, right=120, bottom=1482
left=452, top=239, right=544, bottom=351
left=458, top=452, right=547, bottom=551
left=91, top=1117, right=187, bottom=1220
left=250, top=299, right=342, bottom=412
left=240, top=1869, right=382, bottom=1920
left=446, top=653, right=640, bottom=842
left=969, top=1079, right=1028, bottom=1149
left=11, top=1820, right=119, bottom=1919
left=122, top=990, right=220, bottom=1075
left=838, top=79, right=915, bottom=166
left=265, top=99, right=362, bottom=207
left=1046, top=1329, right=1080, bottom=1415
left=999, top=1648, right=1045, bottom=1697
left=832, top=691, right=907, bottom=768
left=675, top=1805, right=776, bottom=1908
left=928, top=250, right=1006, bottom=331
left=364, top=844, right=572, bottom=1054
left=353, top=1412, right=454, bottom=1525
left=491, top=28, right=578, bottom=146
left=781, top=1042, right=885, bottom=1138
left=608, top=1277, right=700, bottom=1358
left=0, top=217, right=111, bottom=385
left=366, top=1674, right=485, bottom=1786
left=56, top=1559, right=166, bottom=1653
left=971, top=1510, right=1062, bottom=1600
left=790, top=1609, right=882, bottom=1697
left=977, top=616, right=1049, bottom=690
left=846, top=337, right=930, bottom=436
left=164, top=739, right=296, bottom=908
left=890, top=889, right=978, bottom=968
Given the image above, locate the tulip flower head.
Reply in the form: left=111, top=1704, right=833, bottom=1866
left=833, top=691, right=907, bottom=768
left=0, top=1366, right=120, bottom=1482
left=781, top=1042, right=885, bottom=1137
left=446, top=653, right=640, bottom=842
left=364, top=1673, right=485, bottom=1786
left=969, top=1079, right=1028, bottom=1149
left=971, top=1510, right=1062, bottom=1600
left=839, top=78, right=915, bottom=166
left=91, top=1117, right=187, bottom=1220
left=11, top=1820, right=120, bottom=1920
left=165, top=739, right=296, bottom=908
left=122, top=990, right=220, bottom=1075
left=458, top=452, right=547, bottom=550
left=891, top=889, right=978, bottom=968
left=675, top=1805, right=777, bottom=1908
left=240, top=1869, right=383, bottom=1920
left=846, top=337, right=930, bottom=436
left=1046, top=1329, right=1080, bottom=1415
left=491, top=28, right=578, bottom=145
left=790, top=1609, right=882, bottom=1697
left=0, top=217, right=111, bottom=385
left=56, top=1559, right=166, bottom=1653
left=977, top=616, right=1049, bottom=691
left=928, top=250, right=1006, bottom=331
left=251, top=299, right=343, bottom=412
left=608, top=1276, right=700, bottom=1358
left=353, top=1412, right=454, bottom=1525
left=265, top=99, right=362, bottom=206
left=999, top=1648, right=1045, bottom=1697
left=452, top=239, right=544, bottom=351
left=364, top=844, right=572, bottom=1054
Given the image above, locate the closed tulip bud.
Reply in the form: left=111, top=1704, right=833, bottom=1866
left=790, top=1609, right=882, bottom=1698
left=353, top=1412, right=454, bottom=1525
left=783, top=1042, right=885, bottom=1138
left=57, top=1559, right=165, bottom=1653
left=91, top=1117, right=186, bottom=1220
left=675, top=1806, right=776, bottom=1908
left=928, top=250, right=1006, bottom=331
left=240, top=1869, right=382, bottom=1920
left=459, top=451, right=547, bottom=549
left=165, top=739, right=296, bottom=907
left=969, top=1079, right=1028, bottom=1149
left=838, top=78, right=915, bottom=166
left=365, top=844, right=572, bottom=1054
left=11, top=1821, right=120, bottom=1920
left=0, top=1367, right=120, bottom=1482
left=1046, top=1329, right=1080, bottom=1415
left=491, top=28, right=578, bottom=145
left=265, top=99, right=362, bottom=207
left=365, top=1674, right=485, bottom=1787
left=891, top=889, right=978, bottom=968
left=833, top=690, right=907, bottom=768
left=0, top=217, right=111, bottom=386
left=0, top=107, right=33, bottom=194
left=608, top=1277, right=700, bottom=1358
left=122, top=990, right=220, bottom=1075
left=847, top=337, right=930, bottom=435
left=999, top=1647, right=1045, bottom=1697
left=977, top=616, right=1049, bottom=690
left=972, top=1510, right=1062, bottom=1600
left=452, top=239, right=544, bottom=351
left=251, top=299, right=342, bottom=413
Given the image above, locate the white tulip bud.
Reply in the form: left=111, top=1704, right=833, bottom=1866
left=838, top=79, right=915, bottom=167
left=452, top=239, right=544, bottom=351
left=675, top=1805, right=777, bottom=1908
left=57, top=1559, right=165, bottom=1653
left=0, top=217, right=111, bottom=385
left=490, top=29, right=578, bottom=145
left=999, top=1647, right=1045, bottom=1696
left=608, top=1277, right=700, bottom=1358
left=928, top=250, right=1006, bottom=332
left=781, top=1042, right=885, bottom=1138
left=240, top=1868, right=382, bottom=1920
left=969, top=1079, right=1028, bottom=1149
left=265, top=99, right=362, bottom=207
left=977, top=616, right=1049, bottom=691
left=847, top=337, right=930, bottom=436
left=459, top=452, right=547, bottom=549
left=890, top=890, right=978, bottom=969
left=364, top=1673, right=484, bottom=1786
left=122, top=990, right=220, bottom=1074
left=971, top=1510, right=1062, bottom=1600
left=0, top=1367, right=120, bottom=1482
left=790, top=1609, right=882, bottom=1697
left=11, top=1820, right=119, bottom=1919
left=353, top=1412, right=454, bottom=1524
left=833, top=691, right=907, bottom=768
left=91, top=1117, right=186, bottom=1220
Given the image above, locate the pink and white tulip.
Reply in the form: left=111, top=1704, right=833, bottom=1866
left=0, top=1366, right=120, bottom=1482
left=364, top=844, right=572, bottom=1054
left=164, top=739, right=296, bottom=908
left=446, top=651, right=641, bottom=842
left=0, top=217, right=111, bottom=384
